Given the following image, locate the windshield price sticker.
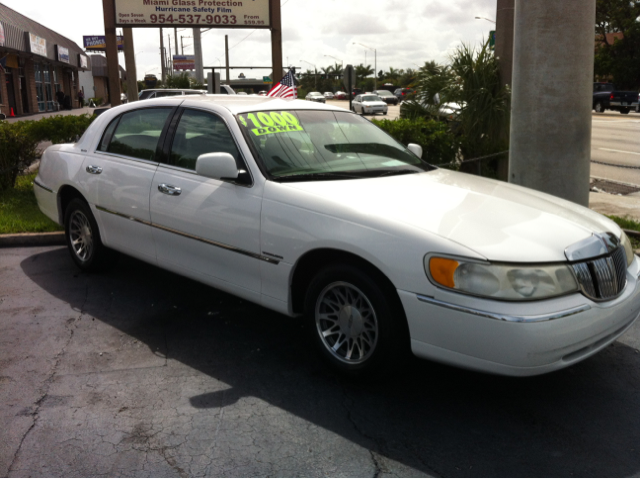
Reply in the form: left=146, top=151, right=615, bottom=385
left=113, top=0, right=270, bottom=27
left=239, top=112, right=304, bottom=136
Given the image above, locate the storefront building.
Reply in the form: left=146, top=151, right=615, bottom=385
left=0, top=3, right=90, bottom=117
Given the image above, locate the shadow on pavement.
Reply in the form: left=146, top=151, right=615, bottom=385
left=21, top=248, right=640, bottom=477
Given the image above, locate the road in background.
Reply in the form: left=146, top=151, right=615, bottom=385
left=591, top=115, right=640, bottom=186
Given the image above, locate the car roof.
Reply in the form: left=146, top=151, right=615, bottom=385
left=177, top=95, right=350, bottom=114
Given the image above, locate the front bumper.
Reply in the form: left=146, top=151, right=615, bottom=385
left=399, top=259, right=640, bottom=376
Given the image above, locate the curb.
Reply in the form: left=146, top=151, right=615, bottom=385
left=0, top=232, right=65, bottom=248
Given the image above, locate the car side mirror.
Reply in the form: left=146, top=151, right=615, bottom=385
left=196, top=152, right=239, bottom=180
left=407, top=143, right=423, bottom=159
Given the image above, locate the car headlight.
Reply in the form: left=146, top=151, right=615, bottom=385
left=621, top=231, right=635, bottom=267
left=426, top=256, right=579, bottom=301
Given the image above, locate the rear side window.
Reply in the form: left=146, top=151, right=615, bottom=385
left=169, top=109, right=241, bottom=170
left=105, top=108, right=172, bottom=161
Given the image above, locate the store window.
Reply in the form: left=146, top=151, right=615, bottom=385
left=43, top=66, right=54, bottom=111
left=34, top=63, right=45, bottom=112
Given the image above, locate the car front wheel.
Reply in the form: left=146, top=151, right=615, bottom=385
left=594, top=102, right=604, bottom=113
left=64, top=198, right=117, bottom=272
left=304, top=264, right=409, bottom=376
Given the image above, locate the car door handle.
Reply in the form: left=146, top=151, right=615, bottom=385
left=158, top=184, right=182, bottom=196
left=86, top=165, right=103, bottom=175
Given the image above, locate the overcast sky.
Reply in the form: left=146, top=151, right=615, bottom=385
left=1, top=0, right=497, bottom=80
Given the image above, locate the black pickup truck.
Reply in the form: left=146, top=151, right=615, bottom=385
left=593, top=82, right=639, bottom=114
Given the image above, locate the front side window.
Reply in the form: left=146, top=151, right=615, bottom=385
left=170, top=109, right=241, bottom=170
left=237, top=110, right=434, bottom=180
left=105, top=108, right=172, bottom=161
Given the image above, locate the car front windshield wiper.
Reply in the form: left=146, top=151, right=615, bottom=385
left=273, top=171, right=364, bottom=182
left=372, top=169, right=422, bottom=178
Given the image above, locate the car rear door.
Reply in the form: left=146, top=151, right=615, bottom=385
left=149, top=107, right=263, bottom=302
left=84, top=106, right=175, bottom=263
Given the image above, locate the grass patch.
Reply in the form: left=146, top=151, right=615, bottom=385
left=0, top=172, right=62, bottom=234
left=608, top=215, right=640, bottom=250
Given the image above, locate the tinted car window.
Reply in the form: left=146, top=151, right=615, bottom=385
left=98, top=117, right=120, bottom=152
left=170, top=109, right=240, bottom=171
left=155, top=91, right=183, bottom=98
left=106, top=108, right=173, bottom=161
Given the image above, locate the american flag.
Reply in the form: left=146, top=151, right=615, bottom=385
left=267, top=69, right=297, bottom=99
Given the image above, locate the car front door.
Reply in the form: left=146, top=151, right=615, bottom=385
left=82, top=107, right=174, bottom=263
left=149, top=107, right=263, bottom=302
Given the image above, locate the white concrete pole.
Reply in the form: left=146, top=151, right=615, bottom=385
left=509, top=0, right=596, bottom=206
left=193, top=28, right=204, bottom=84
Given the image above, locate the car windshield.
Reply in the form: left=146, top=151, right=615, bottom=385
left=237, top=110, right=434, bottom=180
left=362, top=95, right=382, bottom=102
left=309, top=92, right=322, bottom=96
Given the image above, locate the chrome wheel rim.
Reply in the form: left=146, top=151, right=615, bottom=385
left=315, top=282, right=378, bottom=365
left=69, top=210, right=93, bottom=262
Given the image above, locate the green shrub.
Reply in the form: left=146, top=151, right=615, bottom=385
left=0, top=121, right=39, bottom=191
left=28, top=114, right=96, bottom=145
left=0, top=114, right=96, bottom=191
left=371, top=117, right=459, bottom=167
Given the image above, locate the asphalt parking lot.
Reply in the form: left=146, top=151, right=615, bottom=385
left=3, top=246, right=640, bottom=476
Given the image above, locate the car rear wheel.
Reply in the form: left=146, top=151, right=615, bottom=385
left=64, top=198, right=118, bottom=272
left=304, top=264, right=409, bottom=377
left=621, top=108, right=630, bottom=114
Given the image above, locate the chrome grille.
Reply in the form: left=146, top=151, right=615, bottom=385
left=571, top=246, right=628, bottom=301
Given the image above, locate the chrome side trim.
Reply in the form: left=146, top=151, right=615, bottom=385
left=33, top=179, right=54, bottom=193
left=415, top=294, right=591, bottom=323
left=95, top=204, right=278, bottom=265
left=95, top=205, right=151, bottom=226
left=152, top=222, right=279, bottom=264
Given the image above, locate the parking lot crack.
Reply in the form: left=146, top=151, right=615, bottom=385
left=7, top=279, right=89, bottom=474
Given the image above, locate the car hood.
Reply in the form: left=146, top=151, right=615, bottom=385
left=280, top=169, right=619, bottom=263
left=362, top=101, right=387, bottom=107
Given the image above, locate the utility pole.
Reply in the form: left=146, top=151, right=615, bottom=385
left=123, top=27, right=138, bottom=102
left=101, top=0, right=121, bottom=106
left=193, top=28, right=204, bottom=84
left=225, top=35, right=230, bottom=82
left=495, top=0, right=514, bottom=181
left=181, top=36, right=184, bottom=55
left=167, top=34, right=172, bottom=73
left=269, top=0, right=283, bottom=84
left=509, top=0, right=596, bottom=206
left=160, top=28, right=166, bottom=83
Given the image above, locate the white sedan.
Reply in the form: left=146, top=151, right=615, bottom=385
left=352, top=94, right=388, bottom=115
left=34, top=96, right=640, bottom=377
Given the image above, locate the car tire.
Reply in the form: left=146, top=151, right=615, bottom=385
left=64, top=198, right=118, bottom=272
left=621, top=108, right=630, bottom=114
left=594, top=102, right=604, bottom=113
left=304, top=263, right=409, bottom=377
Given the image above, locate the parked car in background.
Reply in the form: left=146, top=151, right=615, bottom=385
left=306, top=92, right=326, bottom=103
left=120, top=93, right=128, bottom=104
left=593, top=82, right=639, bottom=114
left=352, top=94, right=388, bottom=115
left=258, top=90, right=268, bottom=96
left=138, top=89, right=208, bottom=100
left=373, top=90, right=399, bottom=105
left=394, top=88, right=416, bottom=102
left=33, top=96, right=640, bottom=378
left=334, top=91, right=347, bottom=100
left=323, top=92, right=335, bottom=99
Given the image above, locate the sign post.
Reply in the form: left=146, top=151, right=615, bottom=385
left=103, top=0, right=121, bottom=106
left=343, top=64, right=355, bottom=111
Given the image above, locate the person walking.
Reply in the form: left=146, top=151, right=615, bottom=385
left=78, top=89, right=85, bottom=108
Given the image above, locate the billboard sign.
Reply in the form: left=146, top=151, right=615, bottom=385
left=28, top=33, right=47, bottom=57
left=173, top=55, right=195, bottom=71
left=113, top=0, right=270, bottom=28
left=57, top=45, right=70, bottom=63
left=83, top=35, right=125, bottom=51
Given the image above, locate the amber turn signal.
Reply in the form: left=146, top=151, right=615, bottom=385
left=429, top=257, right=459, bottom=288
